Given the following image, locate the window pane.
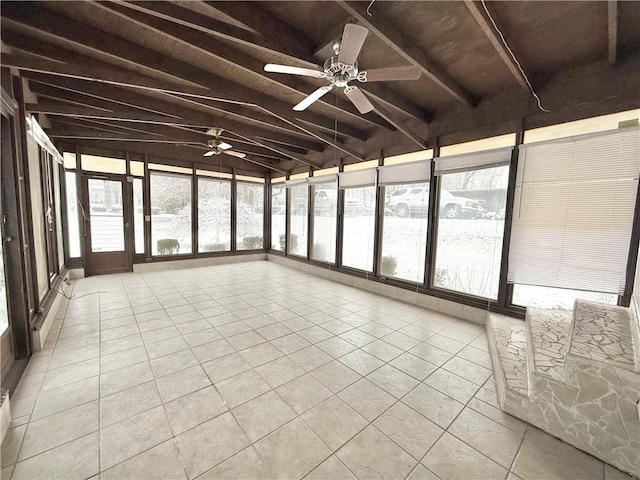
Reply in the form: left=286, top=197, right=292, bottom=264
left=381, top=183, right=429, bottom=282
left=434, top=165, right=509, bottom=299
left=512, top=285, right=617, bottom=310
left=311, top=182, right=337, bottom=263
left=64, top=171, right=81, bottom=258
left=288, top=184, right=308, bottom=256
left=133, top=178, right=144, bottom=255
left=342, top=186, right=376, bottom=271
left=198, top=177, right=231, bottom=252
left=88, top=179, right=124, bottom=252
left=271, top=185, right=286, bottom=251
left=237, top=183, right=264, bottom=250
left=151, top=173, right=192, bottom=255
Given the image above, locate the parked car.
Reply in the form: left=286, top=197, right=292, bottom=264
left=386, top=187, right=485, bottom=219
left=440, top=190, right=485, bottom=219
left=292, top=189, right=365, bottom=216
left=386, top=187, right=429, bottom=218
left=90, top=203, right=107, bottom=213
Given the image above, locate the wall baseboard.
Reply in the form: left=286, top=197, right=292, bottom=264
left=267, top=254, right=488, bottom=326
left=133, top=253, right=267, bottom=273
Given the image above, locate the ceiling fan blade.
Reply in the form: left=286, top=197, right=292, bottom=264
left=338, top=24, right=368, bottom=65
left=293, top=86, right=333, bottom=111
left=345, top=86, right=374, bottom=114
left=264, top=64, right=325, bottom=78
left=203, top=150, right=216, bottom=157
left=218, top=142, right=232, bottom=150
left=224, top=150, right=246, bottom=159
left=358, top=66, right=422, bottom=83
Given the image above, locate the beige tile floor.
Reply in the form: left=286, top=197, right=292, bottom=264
left=0, top=261, right=631, bottom=480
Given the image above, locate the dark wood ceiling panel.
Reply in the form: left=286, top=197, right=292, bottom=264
left=618, top=1, right=640, bottom=62
left=1, top=0, right=637, bottom=174
left=256, top=1, right=350, bottom=46
left=380, top=1, right=517, bottom=97
left=486, top=1, right=607, bottom=75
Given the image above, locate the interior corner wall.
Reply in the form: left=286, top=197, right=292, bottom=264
left=26, top=135, right=48, bottom=301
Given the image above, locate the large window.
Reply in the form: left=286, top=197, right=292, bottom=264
left=434, top=148, right=511, bottom=299
left=509, top=125, right=640, bottom=308
left=380, top=183, right=429, bottom=282
left=288, top=183, right=308, bottom=256
left=198, top=176, right=231, bottom=253
left=339, top=170, right=377, bottom=271
left=133, top=178, right=144, bottom=255
left=311, top=180, right=337, bottom=263
left=342, top=186, right=376, bottom=271
left=237, top=181, right=264, bottom=250
left=378, top=157, right=431, bottom=282
left=271, top=183, right=286, bottom=251
left=151, top=172, right=193, bottom=255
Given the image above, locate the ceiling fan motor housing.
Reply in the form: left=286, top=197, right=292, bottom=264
left=324, top=57, right=358, bottom=87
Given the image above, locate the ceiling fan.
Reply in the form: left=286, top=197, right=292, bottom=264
left=264, top=24, right=421, bottom=114
left=202, top=128, right=246, bottom=158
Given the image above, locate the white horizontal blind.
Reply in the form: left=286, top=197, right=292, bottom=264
left=434, top=147, right=512, bottom=175
left=378, top=160, right=431, bottom=185
left=308, top=174, right=338, bottom=185
left=338, top=169, right=377, bottom=188
left=508, top=127, right=640, bottom=294
left=284, top=178, right=307, bottom=187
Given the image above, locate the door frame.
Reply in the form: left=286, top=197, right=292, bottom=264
left=0, top=86, right=32, bottom=369
left=80, top=172, right=133, bottom=276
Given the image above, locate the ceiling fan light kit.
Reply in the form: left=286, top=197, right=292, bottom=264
left=264, top=24, right=421, bottom=114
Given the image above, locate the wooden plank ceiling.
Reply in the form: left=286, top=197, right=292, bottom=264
left=1, top=1, right=639, bottom=176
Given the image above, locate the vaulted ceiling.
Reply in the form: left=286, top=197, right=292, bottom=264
left=1, top=1, right=639, bottom=176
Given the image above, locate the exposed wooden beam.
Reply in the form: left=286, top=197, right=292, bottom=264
left=107, top=1, right=421, bottom=128
left=336, top=1, right=477, bottom=106
left=227, top=131, right=322, bottom=170
left=118, top=1, right=315, bottom=65
left=207, top=0, right=430, bottom=129
left=608, top=1, right=618, bottom=65
left=2, top=6, right=363, bottom=147
left=99, top=1, right=378, bottom=137
left=360, top=84, right=432, bottom=123
left=49, top=116, right=168, bottom=138
left=260, top=109, right=365, bottom=162
left=25, top=66, right=322, bottom=144
left=25, top=76, right=325, bottom=153
left=2, top=52, right=222, bottom=101
left=371, top=104, right=427, bottom=149
left=464, top=0, right=528, bottom=90
left=26, top=102, right=211, bottom=127
left=204, top=1, right=315, bottom=58
left=26, top=75, right=184, bottom=117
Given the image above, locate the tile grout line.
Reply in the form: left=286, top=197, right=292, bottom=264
left=9, top=263, right=520, bottom=480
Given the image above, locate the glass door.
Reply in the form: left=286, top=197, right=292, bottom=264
left=82, top=175, right=132, bottom=276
